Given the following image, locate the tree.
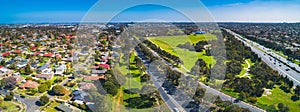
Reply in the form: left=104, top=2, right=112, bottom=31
left=52, top=85, right=66, bottom=95
left=26, top=76, right=33, bottom=81
left=38, top=84, right=48, bottom=93
left=277, top=103, right=284, bottom=109
left=5, top=91, right=14, bottom=101
left=103, top=82, right=118, bottom=96
left=248, top=97, right=257, bottom=103
left=294, top=85, right=300, bottom=96
left=239, top=92, right=249, bottom=100
left=86, top=90, right=111, bottom=112
left=140, top=85, right=156, bottom=96
left=25, top=64, right=32, bottom=75
left=224, top=104, right=251, bottom=112
left=39, top=96, right=49, bottom=106
left=141, top=74, right=150, bottom=82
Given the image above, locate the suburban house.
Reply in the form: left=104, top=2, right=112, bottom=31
left=91, top=69, right=107, bottom=74
left=16, top=60, right=28, bottom=69
left=72, top=90, right=89, bottom=102
left=30, top=62, right=38, bottom=68
left=55, top=64, right=67, bottom=75
left=78, top=82, right=96, bottom=91
left=0, top=67, right=13, bottom=77
left=38, top=64, right=50, bottom=71
left=98, top=64, right=110, bottom=69
left=43, top=53, right=54, bottom=57
left=2, top=52, right=10, bottom=57
left=83, top=75, right=105, bottom=81
left=56, top=103, right=73, bottom=112
left=35, top=74, right=53, bottom=80
left=20, top=80, right=39, bottom=89
left=3, top=75, right=24, bottom=86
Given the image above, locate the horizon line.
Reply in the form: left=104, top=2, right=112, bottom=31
left=1, top=21, right=300, bottom=25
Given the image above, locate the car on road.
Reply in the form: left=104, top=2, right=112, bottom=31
left=173, top=108, right=180, bottom=112
left=286, top=68, right=290, bottom=71
left=233, top=99, right=241, bottom=103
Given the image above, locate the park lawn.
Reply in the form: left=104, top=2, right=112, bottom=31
left=150, top=34, right=217, bottom=46
left=257, top=86, right=300, bottom=112
left=237, top=59, right=254, bottom=78
left=149, top=36, right=216, bottom=71
left=122, top=91, right=141, bottom=106
left=1, top=101, right=21, bottom=112
left=293, top=60, right=300, bottom=65
left=40, top=101, right=61, bottom=112
left=123, top=52, right=145, bottom=89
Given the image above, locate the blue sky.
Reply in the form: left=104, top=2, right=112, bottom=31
left=0, top=0, right=300, bottom=23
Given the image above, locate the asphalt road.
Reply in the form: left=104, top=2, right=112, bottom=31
left=224, top=28, right=300, bottom=85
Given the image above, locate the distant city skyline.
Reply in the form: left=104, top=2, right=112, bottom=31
left=0, top=0, right=300, bottom=23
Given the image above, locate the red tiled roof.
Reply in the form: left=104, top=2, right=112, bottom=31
left=33, top=52, right=41, bottom=56
left=20, top=80, right=39, bottom=89
left=0, top=66, right=3, bottom=68
left=98, top=64, right=110, bottom=69
left=19, top=35, right=25, bottom=38
left=84, top=75, right=105, bottom=81
left=14, top=50, right=21, bottom=54
left=30, top=46, right=37, bottom=50
left=2, top=52, right=10, bottom=57
left=43, top=53, right=54, bottom=57
left=68, top=50, right=74, bottom=54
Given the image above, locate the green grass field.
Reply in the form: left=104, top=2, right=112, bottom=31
left=257, top=86, right=300, bottom=112
left=41, top=101, right=61, bottom=112
left=237, top=59, right=254, bottom=78
left=123, top=52, right=145, bottom=89
left=1, top=101, right=21, bottom=112
left=148, top=34, right=217, bottom=71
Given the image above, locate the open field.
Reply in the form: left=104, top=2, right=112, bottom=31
left=148, top=34, right=217, bottom=70
left=257, top=86, right=300, bottom=112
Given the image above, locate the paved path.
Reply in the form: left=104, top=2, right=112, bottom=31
left=241, top=60, right=251, bottom=79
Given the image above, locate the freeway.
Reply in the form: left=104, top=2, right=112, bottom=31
left=224, top=28, right=300, bottom=85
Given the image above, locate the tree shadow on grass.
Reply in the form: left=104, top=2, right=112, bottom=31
left=124, top=95, right=156, bottom=109
left=124, top=88, right=140, bottom=94
left=126, top=73, right=141, bottom=78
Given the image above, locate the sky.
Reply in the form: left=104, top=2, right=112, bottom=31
left=0, top=0, right=300, bottom=23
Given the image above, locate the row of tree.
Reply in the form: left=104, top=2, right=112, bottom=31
left=143, top=39, right=183, bottom=66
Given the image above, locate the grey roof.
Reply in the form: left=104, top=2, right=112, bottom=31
left=72, top=90, right=89, bottom=101
left=56, top=104, right=72, bottom=112
left=38, top=64, right=50, bottom=71
left=91, top=70, right=107, bottom=74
